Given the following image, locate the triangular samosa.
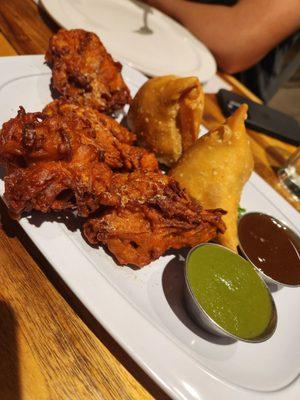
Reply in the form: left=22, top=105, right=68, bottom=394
left=171, top=105, right=254, bottom=251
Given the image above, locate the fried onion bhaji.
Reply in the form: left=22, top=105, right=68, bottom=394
left=0, top=100, right=225, bottom=267
left=45, top=29, right=131, bottom=114
left=83, top=171, right=225, bottom=267
left=0, top=100, right=157, bottom=218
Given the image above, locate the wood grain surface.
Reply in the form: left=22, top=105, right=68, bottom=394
left=0, top=1, right=166, bottom=399
left=0, top=200, right=164, bottom=400
left=0, top=1, right=298, bottom=399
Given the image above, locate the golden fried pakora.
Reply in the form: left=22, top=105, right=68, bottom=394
left=45, top=29, right=131, bottom=114
left=83, top=171, right=225, bottom=267
left=0, top=99, right=225, bottom=267
left=0, top=99, right=157, bottom=218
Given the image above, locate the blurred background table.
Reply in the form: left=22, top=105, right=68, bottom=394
left=0, top=0, right=298, bottom=399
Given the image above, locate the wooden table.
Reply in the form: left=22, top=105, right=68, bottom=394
left=0, top=1, right=298, bottom=399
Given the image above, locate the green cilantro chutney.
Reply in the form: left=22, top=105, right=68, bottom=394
left=187, top=245, right=273, bottom=340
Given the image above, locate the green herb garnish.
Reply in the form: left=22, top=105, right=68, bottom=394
left=238, top=205, right=246, bottom=218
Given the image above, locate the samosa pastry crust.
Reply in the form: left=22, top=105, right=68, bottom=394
left=171, top=104, right=254, bottom=252
left=127, top=75, right=204, bottom=166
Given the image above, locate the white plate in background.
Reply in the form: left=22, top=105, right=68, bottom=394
left=0, top=56, right=299, bottom=400
left=41, top=0, right=216, bottom=82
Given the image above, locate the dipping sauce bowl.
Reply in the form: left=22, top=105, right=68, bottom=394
left=184, top=243, right=277, bottom=343
left=238, top=212, right=300, bottom=287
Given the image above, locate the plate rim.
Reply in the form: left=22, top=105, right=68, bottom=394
left=40, top=0, right=217, bottom=82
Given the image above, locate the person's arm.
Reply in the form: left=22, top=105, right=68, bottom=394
left=143, top=0, right=300, bottom=73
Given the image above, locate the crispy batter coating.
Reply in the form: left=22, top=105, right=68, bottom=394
left=45, top=29, right=131, bottom=114
left=4, top=160, right=113, bottom=218
left=0, top=100, right=157, bottom=218
left=0, top=100, right=225, bottom=267
left=83, top=171, right=225, bottom=267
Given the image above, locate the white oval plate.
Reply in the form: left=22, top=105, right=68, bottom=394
left=41, top=0, right=217, bottom=82
left=0, top=56, right=299, bottom=400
